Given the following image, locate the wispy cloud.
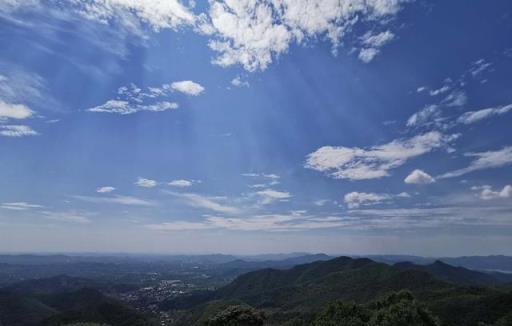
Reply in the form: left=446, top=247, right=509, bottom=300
left=314, top=199, right=330, bottom=207
left=2, top=0, right=195, bottom=35
left=0, top=125, right=39, bottom=137
left=469, top=58, right=492, bottom=77
left=442, top=90, right=467, bottom=107
left=168, top=192, right=240, bottom=214
left=87, top=100, right=178, bottom=115
left=439, top=147, right=512, bottom=179
left=231, top=76, right=249, bottom=88
left=406, top=104, right=442, bottom=128
left=429, top=85, right=451, bottom=96
left=73, top=195, right=154, bottom=206
left=256, top=189, right=292, bottom=205
left=306, top=131, right=458, bottom=180
left=348, top=202, right=512, bottom=230
left=358, top=30, right=395, bottom=63
left=86, top=80, right=203, bottom=115
left=145, top=211, right=348, bottom=232
left=457, top=104, right=512, bottom=124
left=0, top=202, right=43, bottom=210
left=43, top=211, right=92, bottom=224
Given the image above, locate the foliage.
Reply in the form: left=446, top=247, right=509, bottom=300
left=313, top=291, right=440, bottom=326
left=367, top=291, right=440, bottom=326
left=314, top=301, right=370, bottom=326
left=203, top=305, right=266, bottom=326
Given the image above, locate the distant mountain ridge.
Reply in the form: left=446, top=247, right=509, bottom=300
left=1, top=253, right=512, bottom=273
left=363, top=254, right=512, bottom=273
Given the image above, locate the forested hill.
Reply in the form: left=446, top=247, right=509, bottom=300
left=163, top=256, right=512, bottom=326
left=0, top=276, right=157, bottom=326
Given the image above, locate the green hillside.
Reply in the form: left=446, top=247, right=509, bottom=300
left=162, top=257, right=512, bottom=326
left=0, top=276, right=157, bottom=326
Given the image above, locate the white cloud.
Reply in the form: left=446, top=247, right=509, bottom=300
left=242, top=173, right=280, bottom=187
left=86, top=80, right=204, bottom=115
left=306, top=131, right=457, bottom=180
left=231, top=76, right=249, bottom=88
left=168, top=179, right=194, bottom=187
left=314, top=199, right=329, bottom=206
left=0, top=66, right=53, bottom=109
left=204, top=0, right=405, bottom=71
left=397, top=192, right=411, bottom=198
left=404, top=169, right=435, bottom=184
left=406, top=104, right=441, bottom=128
left=0, top=125, right=38, bottom=137
left=439, top=147, right=512, bottom=179
left=249, top=184, right=266, bottom=189
left=241, top=173, right=260, bottom=177
left=87, top=100, right=178, bottom=115
left=457, top=104, right=512, bottom=124
left=263, top=173, right=280, bottom=179
left=0, top=100, right=33, bottom=120
left=4, top=1, right=407, bottom=72
left=348, top=192, right=414, bottom=213
left=358, top=30, right=394, bottom=63
left=145, top=211, right=348, bottom=232
left=358, top=48, right=379, bottom=63
left=478, top=185, right=512, bottom=200
left=74, top=195, right=154, bottom=206
left=96, top=186, right=115, bottom=193
left=171, top=80, right=205, bottom=96
left=429, top=85, right=450, bottom=96
left=0, top=202, right=43, bottom=210
left=416, top=86, right=426, bottom=93
left=169, top=192, right=240, bottom=214
left=442, top=90, right=467, bottom=107
left=344, top=192, right=390, bottom=209
left=256, top=189, right=291, bottom=205
left=361, top=30, right=395, bottom=48
left=470, top=59, right=492, bottom=77
left=135, top=177, right=157, bottom=188
left=0, top=0, right=38, bottom=12
left=62, top=0, right=195, bottom=34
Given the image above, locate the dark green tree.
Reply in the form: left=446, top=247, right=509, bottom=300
left=204, top=305, right=266, bottom=326
left=314, top=291, right=441, bottom=326
left=314, top=301, right=370, bottom=326
left=368, top=291, right=440, bottom=326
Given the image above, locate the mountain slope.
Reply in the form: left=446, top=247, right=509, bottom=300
left=394, top=260, right=512, bottom=286
left=162, top=256, right=512, bottom=326
left=0, top=276, right=157, bottom=326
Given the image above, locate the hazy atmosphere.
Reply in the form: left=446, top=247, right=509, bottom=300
left=1, top=0, right=512, bottom=256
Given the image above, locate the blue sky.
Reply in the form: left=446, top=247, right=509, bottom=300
left=1, top=0, right=512, bottom=256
